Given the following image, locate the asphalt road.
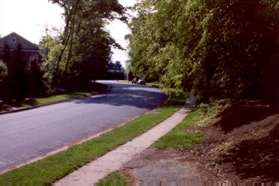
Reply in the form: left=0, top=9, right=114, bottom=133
left=0, top=81, right=166, bottom=172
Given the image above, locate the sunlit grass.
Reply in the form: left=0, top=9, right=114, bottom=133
left=154, top=103, right=222, bottom=150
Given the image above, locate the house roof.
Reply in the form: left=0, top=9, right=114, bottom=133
left=0, top=32, right=39, bottom=51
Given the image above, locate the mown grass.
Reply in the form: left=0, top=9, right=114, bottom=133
left=154, top=103, right=222, bottom=150
left=33, top=92, right=92, bottom=105
left=97, top=171, right=130, bottom=186
left=0, top=99, right=182, bottom=186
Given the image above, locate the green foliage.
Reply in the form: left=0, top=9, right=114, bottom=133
left=193, top=0, right=279, bottom=101
left=129, top=0, right=279, bottom=103
left=41, top=0, right=125, bottom=89
left=40, top=35, right=63, bottom=85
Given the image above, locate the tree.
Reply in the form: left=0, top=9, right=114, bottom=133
left=40, top=34, right=63, bottom=86
left=128, top=0, right=279, bottom=103
left=43, top=0, right=126, bottom=90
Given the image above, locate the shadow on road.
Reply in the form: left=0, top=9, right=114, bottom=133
left=72, top=82, right=167, bottom=110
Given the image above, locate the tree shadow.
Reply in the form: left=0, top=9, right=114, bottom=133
left=214, top=100, right=277, bottom=133
left=1, top=98, right=38, bottom=108
left=21, top=98, right=38, bottom=106
left=72, top=82, right=167, bottom=110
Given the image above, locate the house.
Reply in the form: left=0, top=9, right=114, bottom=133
left=0, top=32, right=41, bottom=69
left=0, top=33, right=43, bottom=99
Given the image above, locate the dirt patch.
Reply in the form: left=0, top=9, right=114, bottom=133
left=192, top=100, right=279, bottom=182
left=123, top=149, right=224, bottom=185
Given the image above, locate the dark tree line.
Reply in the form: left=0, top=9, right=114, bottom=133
left=0, top=44, right=44, bottom=101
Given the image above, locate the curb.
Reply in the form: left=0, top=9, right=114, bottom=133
left=0, top=89, right=110, bottom=116
left=0, top=97, right=88, bottom=115
left=0, top=115, right=136, bottom=175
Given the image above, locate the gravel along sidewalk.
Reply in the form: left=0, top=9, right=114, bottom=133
left=54, top=108, right=190, bottom=186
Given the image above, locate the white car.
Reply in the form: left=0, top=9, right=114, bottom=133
left=137, top=79, right=145, bottom=85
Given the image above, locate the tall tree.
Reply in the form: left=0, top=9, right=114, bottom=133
left=46, top=0, right=125, bottom=89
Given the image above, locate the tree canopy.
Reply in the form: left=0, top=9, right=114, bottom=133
left=128, top=0, right=279, bottom=103
left=41, top=0, right=125, bottom=89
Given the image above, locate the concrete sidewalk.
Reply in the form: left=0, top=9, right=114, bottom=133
left=54, top=108, right=190, bottom=186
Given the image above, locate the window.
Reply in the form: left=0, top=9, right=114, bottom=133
left=11, top=37, right=17, bottom=47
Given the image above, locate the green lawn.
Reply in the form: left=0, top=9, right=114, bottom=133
left=0, top=99, right=182, bottom=186
left=32, top=92, right=92, bottom=105
left=154, top=103, right=222, bottom=150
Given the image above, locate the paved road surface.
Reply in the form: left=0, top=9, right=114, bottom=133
left=0, top=81, right=166, bottom=172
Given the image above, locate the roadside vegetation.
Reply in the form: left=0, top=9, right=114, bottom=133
left=0, top=98, right=182, bottom=186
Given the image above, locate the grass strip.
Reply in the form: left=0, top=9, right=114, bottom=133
left=96, top=171, right=130, bottom=186
left=154, top=103, right=222, bottom=150
left=32, top=92, right=92, bottom=106
left=0, top=100, right=181, bottom=186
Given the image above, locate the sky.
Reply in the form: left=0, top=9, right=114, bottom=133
left=0, top=0, right=137, bottom=67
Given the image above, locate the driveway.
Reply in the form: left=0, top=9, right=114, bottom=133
left=0, top=81, right=166, bottom=172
